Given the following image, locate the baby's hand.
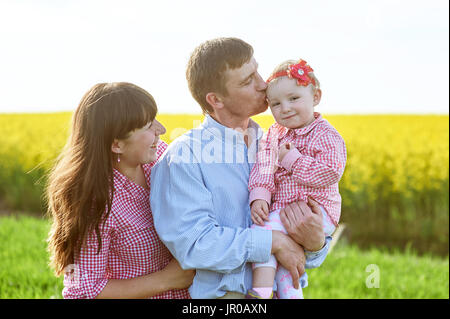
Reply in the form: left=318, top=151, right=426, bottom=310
left=278, top=143, right=292, bottom=162
left=251, top=199, right=269, bottom=226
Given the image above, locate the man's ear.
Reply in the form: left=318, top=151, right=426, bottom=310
left=313, top=88, right=322, bottom=106
left=111, top=139, right=123, bottom=155
left=205, top=92, right=225, bottom=111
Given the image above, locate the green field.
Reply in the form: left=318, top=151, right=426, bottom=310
left=0, top=113, right=448, bottom=255
left=0, top=113, right=448, bottom=299
left=0, top=215, right=448, bottom=299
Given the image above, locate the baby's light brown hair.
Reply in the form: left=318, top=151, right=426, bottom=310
left=268, top=59, right=321, bottom=92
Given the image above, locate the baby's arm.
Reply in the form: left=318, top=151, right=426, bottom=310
left=248, top=131, right=278, bottom=211
left=280, top=131, right=346, bottom=188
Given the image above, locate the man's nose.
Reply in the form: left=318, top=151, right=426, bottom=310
left=255, top=72, right=268, bottom=91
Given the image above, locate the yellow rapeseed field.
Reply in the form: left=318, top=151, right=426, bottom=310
left=0, top=112, right=448, bottom=254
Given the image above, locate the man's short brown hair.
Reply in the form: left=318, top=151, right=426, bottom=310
left=186, top=37, right=254, bottom=114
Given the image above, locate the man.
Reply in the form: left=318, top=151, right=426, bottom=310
left=151, top=37, right=331, bottom=299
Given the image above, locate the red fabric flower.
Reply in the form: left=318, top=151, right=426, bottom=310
left=266, top=59, right=316, bottom=87
left=287, top=60, right=315, bottom=86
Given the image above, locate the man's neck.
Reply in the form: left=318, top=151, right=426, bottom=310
left=210, top=112, right=252, bottom=147
left=210, top=112, right=250, bottom=132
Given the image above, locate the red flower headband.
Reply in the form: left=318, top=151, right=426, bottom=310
left=266, top=59, right=316, bottom=87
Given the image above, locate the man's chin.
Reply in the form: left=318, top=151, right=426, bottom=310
left=250, top=104, right=269, bottom=117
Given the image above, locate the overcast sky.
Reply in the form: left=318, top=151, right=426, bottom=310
left=0, top=0, right=448, bottom=114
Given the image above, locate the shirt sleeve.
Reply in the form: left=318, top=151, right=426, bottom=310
left=150, top=141, right=272, bottom=274
left=248, top=130, right=278, bottom=205
left=282, top=130, right=347, bottom=188
left=62, top=218, right=114, bottom=299
left=304, top=235, right=332, bottom=269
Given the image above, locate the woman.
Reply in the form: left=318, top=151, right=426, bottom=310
left=46, top=82, right=194, bottom=298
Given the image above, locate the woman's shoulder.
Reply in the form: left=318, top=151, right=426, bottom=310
left=156, top=140, right=168, bottom=154
left=145, top=140, right=168, bottom=171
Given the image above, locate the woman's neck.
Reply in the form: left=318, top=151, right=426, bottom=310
left=114, top=162, right=148, bottom=189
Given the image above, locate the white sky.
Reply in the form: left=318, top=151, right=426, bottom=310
left=0, top=0, right=448, bottom=114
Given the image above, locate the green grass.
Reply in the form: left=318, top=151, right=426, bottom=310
left=305, top=240, right=449, bottom=298
left=0, top=215, right=63, bottom=298
left=0, top=215, right=448, bottom=299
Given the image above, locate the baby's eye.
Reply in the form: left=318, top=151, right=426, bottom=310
left=290, top=96, right=299, bottom=101
left=270, top=102, right=280, bottom=108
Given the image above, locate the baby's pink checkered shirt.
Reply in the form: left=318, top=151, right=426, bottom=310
left=249, top=113, right=347, bottom=226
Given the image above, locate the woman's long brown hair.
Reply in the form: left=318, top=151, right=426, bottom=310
left=46, top=82, right=157, bottom=276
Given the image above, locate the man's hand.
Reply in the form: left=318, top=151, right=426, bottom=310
left=279, top=198, right=325, bottom=251
left=271, top=231, right=306, bottom=289
left=251, top=199, right=269, bottom=226
left=162, top=258, right=196, bottom=290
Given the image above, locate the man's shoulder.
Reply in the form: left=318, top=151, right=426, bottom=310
left=159, top=127, right=206, bottom=164
left=166, top=127, right=202, bottom=149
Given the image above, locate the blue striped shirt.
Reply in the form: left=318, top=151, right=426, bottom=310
left=150, top=115, right=331, bottom=298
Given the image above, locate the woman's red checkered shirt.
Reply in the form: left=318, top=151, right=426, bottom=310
left=62, top=141, right=190, bottom=299
left=249, top=113, right=347, bottom=226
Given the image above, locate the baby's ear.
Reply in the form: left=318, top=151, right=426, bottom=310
left=313, top=88, right=322, bottom=106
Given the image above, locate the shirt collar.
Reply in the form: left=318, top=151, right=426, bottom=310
left=113, top=167, right=149, bottom=199
left=202, top=114, right=264, bottom=145
left=273, top=112, right=322, bottom=139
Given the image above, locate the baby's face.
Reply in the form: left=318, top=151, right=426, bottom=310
left=267, top=77, right=320, bottom=129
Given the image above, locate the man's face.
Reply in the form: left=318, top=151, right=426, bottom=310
left=220, top=57, right=268, bottom=120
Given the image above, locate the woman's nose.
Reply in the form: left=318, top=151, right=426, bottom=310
left=155, top=120, right=166, bottom=135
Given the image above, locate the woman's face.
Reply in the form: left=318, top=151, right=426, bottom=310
left=119, top=119, right=166, bottom=165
